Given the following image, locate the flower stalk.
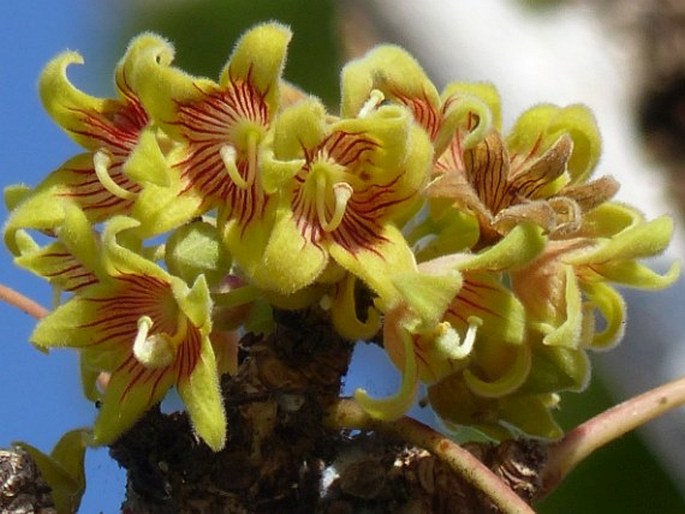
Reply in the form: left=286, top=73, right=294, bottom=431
left=539, top=374, right=685, bottom=499
left=326, top=398, right=536, bottom=514
left=0, top=284, right=48, bottom=320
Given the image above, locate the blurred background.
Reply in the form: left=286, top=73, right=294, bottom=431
left=2, top=1, right=685, bottom=512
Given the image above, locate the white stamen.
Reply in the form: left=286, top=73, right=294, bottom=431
left=358, top=89, right=385, bottom=118
left=316, top=177, right=353, bottom=233
left=220, top=145, right=249, bottom=189
left=93, top=149, right=137, bottom=200
left=132, top=315, right=176, bottom=369
left=435, top=316, right=482, bottom=360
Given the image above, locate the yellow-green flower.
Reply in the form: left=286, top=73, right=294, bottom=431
left=355, top=224, right=544, bottom=420
left=126, top=23, right=291, bottom=238
left=244, top=96, right=433, bottom=303
left=341, top=45, right=498, bottom=160
left=30, top=210, right=225, bottom=451
left=4, top=35, right=170, bottom=254
left=512, top=203, right=680, bottom=350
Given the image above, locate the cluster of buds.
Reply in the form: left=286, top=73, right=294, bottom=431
left=4, top=23, right=678, bottom=451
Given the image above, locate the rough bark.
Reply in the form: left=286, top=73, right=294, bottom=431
left=0, top=447, right=56, bottom=514
left=1, top=309, right=546, bottom=513
left=108, top=309, right=544, bottom=513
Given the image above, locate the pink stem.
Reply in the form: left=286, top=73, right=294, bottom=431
left=327, top=398, right=535, bottom=514
left=540, top=374, right=685, bottom=497
left=0, top=283, right=49, bottom=319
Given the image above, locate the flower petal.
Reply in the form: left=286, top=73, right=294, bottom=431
left=506, top=104, right=601, bottom=185
left=538, top=265, right=584, bottom=348
left=458, top=222, right=546, bottom=272
left=14, top=240, right=98, bottom=293
left=582, top=281, right=626, bottom=349
left=571, top=215, right=675, bottom=264
left=330, top=274, right=382, bottom=341
left=464, top=344, right=532, bottom=398
left=354, top=321, right=419, bottom=420
left=92, top=353, right=175, bottom=446
left=39, top=51, right=108, bottom=149
left=31, top=294, right=109, bottom=351
left=219, top=22, right=292, bottom=112
left=177, top=332, right=226, bottom=451
left=340, top=44, right=440, bottom=125
left=241, top=202, right=327, bottom=294
left=330, top=223, right=417, bottom=310
left=446, top=271, right=526, bottom=346
left=392, top=270, right=462, bottom=327
left=438, top=81, right=499, bottom=156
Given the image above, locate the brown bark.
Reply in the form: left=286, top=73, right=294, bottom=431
left=1, top=309, right=545, bottom=513
left=108, top=309, right=544, bottom=513
left=0, top=447, right=56, bottom=514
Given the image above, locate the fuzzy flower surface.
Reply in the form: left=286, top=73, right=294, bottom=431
left=29, top=210, right=225, bottom=450
left=3, top=22, right=680, bottom=468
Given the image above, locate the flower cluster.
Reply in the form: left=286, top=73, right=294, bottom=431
left=5, top=23, right=678, bottom=449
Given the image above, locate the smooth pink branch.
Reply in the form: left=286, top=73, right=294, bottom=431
left=0, top=283, right=49, bottom=319
left=327, top=398, right=536, bottom=514
left=540, top=374, right=685, bottom=497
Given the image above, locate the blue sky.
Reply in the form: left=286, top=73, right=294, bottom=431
left=0, top=3, right=127, bottom=511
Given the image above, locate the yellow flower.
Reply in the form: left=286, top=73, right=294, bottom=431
left=243, top=95, right=433, bottom=303
left=30, top=210, right=225, bottom=451
left=126, top=23, right=292, bottom=238
left=5, top=35, right=170, bottom=254
left=512, top=203, right=680, bottom=350
left=355, top=224, right=544, bottom=420
left=341, top=45, right=498, bottom=160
